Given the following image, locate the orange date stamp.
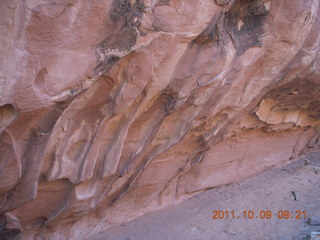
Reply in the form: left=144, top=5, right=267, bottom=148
left=212, top=210, right=307, bottom=220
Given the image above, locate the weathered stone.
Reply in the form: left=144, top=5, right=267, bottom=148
left=215, top=0, right=230, bottom=7
left=0, top=214, right=7, bottom=228
left=0, top=0, right=319, bottom=239
left=308, top=217, right=320, bottom=226
left=0, top=228, right=22, bottom=240
left=304, top=232, right=320, bottom=240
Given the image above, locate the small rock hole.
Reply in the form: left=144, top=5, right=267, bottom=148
left=0, top=104, right=18, bottom=129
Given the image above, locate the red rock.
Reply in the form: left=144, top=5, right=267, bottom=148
left=0, top=0, right=319, bottom=239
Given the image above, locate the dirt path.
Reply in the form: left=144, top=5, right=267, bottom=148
left=89, top=152, right=320, bottom=240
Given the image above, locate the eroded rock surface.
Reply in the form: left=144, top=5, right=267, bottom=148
left=0, top=0, right=319, bottom=239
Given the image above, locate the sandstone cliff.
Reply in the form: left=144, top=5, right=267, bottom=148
left=0, top=0, right=319, bottom=239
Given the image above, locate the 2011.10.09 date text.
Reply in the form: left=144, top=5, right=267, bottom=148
left=212, top=210, right=307, bottom=220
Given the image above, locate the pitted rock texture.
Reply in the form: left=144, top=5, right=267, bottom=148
left=0, top=0, right=319, bottom=239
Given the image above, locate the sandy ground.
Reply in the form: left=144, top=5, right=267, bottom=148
left=89, top=152, right=320, bottom=240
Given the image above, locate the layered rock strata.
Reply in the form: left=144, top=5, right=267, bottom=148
left=0, top=0, right=319, bottom=239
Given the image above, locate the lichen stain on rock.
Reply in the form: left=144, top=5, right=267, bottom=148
left=98, top=0, right=145, bottom=53
left=225, top=0, right=269, bottom=55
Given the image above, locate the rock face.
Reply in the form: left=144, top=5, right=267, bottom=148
left=0, top=0, right=319, bottom=239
